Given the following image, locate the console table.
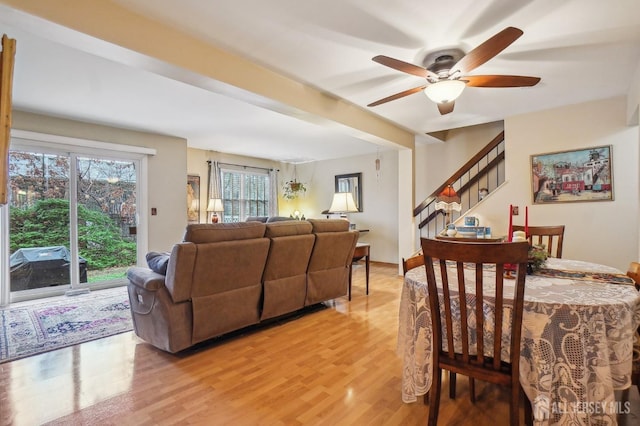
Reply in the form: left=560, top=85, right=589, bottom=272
left=348, top=242, right=370, bottom=301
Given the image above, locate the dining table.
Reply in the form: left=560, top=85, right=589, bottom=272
left=398, top=257, right=640, bottom=425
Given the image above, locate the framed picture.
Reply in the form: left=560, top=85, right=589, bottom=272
left=530, top=145, right=613, bottom=204
left=335, top=172, right=363, bottom=212
left=187, top=175, right=200, bottom=223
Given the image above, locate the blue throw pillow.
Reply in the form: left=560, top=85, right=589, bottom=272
left=146, top=251, right=170, bottom=275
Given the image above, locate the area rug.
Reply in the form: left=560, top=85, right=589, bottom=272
left=0, top=286, right=132, bottom=363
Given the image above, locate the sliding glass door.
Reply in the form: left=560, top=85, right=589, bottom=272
left=74, top=156, right=138, bottom=289
left=8, top=150, right=72, bottom=296
left=5, top=146, right=139, bottom=301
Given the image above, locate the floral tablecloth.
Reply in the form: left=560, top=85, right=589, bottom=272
left=398, top=258, right=640, bottom=425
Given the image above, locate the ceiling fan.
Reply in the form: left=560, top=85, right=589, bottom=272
left=367, top=27, right=541, bottom=115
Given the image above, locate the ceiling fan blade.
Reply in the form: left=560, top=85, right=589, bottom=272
left=437, top=101, right=455, bottom=115
left=450, top=27, right=523, bottom=76
left=367, top=85, right=427, bottom=107
left=463, top=75, right=541, bottom=87
left=372, top=55, right=438, bottom=79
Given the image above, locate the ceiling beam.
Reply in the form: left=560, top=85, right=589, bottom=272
left=0, top=0, right=416, bottom=151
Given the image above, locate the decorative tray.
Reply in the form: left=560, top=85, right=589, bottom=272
left=455, top=226, right=486, bottom=238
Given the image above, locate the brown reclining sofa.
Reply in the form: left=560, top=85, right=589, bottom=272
left=126, top=219, right=358, bottom=353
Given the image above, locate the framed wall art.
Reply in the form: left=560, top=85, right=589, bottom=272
left=335, top=172, right=362, bottom=212
left=187, top=174, right=200, bottom=223
left=530, top=145, right=613, bottom=204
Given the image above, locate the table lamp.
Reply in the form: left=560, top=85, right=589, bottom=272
left=434, top=185, right=462, bottom=226
left=206, top=198, right=224, bottom=223
left=329, top=192, right=358, bottom=219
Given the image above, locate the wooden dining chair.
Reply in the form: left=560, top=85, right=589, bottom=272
left=402, top=253, right=424, bottom=275
left=627, top=262, right=640, bottom=386
left=420, top=238, right=530, bottom=426
left=627, top=261, right=640, bottom=290
left=403, top=250, right=473, bottom=403
left=513, top=224, right=565, bottom=258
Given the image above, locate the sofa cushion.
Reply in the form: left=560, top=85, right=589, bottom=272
left=164, top=243, right=198, bottom=303
left=183, top=222, right=266, bottom=243
left=265, top=220, right=313, bottom=238
left=245, top=216, right=268, bottom=223
left=308, top=218, right=350, bottom=233
left=266, top=216, right=295, bottom=222
left=146, top=251, right=170, bottom=275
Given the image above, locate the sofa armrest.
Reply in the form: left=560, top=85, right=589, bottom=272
left=127, top=267, right=166, bottom=291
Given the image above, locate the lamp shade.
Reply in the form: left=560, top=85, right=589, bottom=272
left=329, top=192, right=358, bottom=213
left=206, top=198, right=224, bottom=212
left=435, top=200, right=462, bottom=212
left=424, top=80, right=466, bottom=104
left=437, top=186, right=460, bottom=204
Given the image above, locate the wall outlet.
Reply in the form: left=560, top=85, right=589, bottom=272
left=512, top=205, right=519, bottom=215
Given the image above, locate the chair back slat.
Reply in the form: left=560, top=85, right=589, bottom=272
left=493, top=266, right=504, bottom=369
left=474, top=263, right=485, bottom=365
left=513, top=224, right=565, bottom=258
left=457, top=261, right=470, bottom=363
left=440, top=259, right=456, bottom=358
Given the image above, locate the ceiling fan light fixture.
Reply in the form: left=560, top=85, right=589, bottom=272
left=424, top=80, right=466, bottom=104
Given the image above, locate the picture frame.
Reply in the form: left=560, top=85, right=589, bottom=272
left=335, top=172, right=362, bottom=212
left=530, top=145, right=613, bottom=204
left=187, top=174, right=200, bottom=223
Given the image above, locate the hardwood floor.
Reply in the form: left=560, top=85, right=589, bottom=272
left=0, top=262, right=517, bottom=426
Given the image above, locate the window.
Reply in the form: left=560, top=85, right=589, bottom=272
left=221, top=169, right=271, bottom=222
left=1, top=130, right=154, bottom=304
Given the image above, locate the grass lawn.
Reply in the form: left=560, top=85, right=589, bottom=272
left=87, top=266, right=129, bottom=283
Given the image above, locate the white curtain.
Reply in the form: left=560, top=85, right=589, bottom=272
left=209, top=160, right=222, bottom=199
left=269, top=168, right=278, bottom=217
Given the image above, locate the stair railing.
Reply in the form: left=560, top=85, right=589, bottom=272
left=414, top=131, right=505, bottom=238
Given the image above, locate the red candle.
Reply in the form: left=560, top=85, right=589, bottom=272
left=508, top=204, right=513, bottom=242
left=525, top=206, right=529, bottom=236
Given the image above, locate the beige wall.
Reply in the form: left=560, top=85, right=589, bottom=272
left=11, top=98, right=639, bottom=271
left=4, top=0, right=639, bottom=271
left=458, top=97, right=639, bottom=271
left=188, top=148, right=402, bottom=263
left=188, top=95, right=640, bottom=270
left=188, top=148, right=402, bottom=264
left=12, top=111, right=188, bottom=253
left=633, top=58, right=640, bottom=133
left=295, top=151, right=400, bottom=264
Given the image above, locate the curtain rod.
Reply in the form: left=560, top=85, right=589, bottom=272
left=209, top=160, right=278, bottom=172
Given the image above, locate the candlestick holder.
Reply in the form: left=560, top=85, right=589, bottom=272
left=504, top=263, right=517, bottom=279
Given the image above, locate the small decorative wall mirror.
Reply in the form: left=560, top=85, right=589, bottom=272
left=335, top=172, right=362, bottom=212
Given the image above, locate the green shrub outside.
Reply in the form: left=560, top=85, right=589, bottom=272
left=10, top=199, right=136, bottom=270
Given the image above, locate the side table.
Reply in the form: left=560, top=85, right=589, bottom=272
left=348, top=242, right=370, bottom=301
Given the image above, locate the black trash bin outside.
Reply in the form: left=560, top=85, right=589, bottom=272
left=9, top=246, right=88, bottom=291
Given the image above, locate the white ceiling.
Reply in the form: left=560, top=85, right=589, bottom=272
left=2, top=0, right=640, bottom=163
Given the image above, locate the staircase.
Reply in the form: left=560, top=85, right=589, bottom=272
left=414, top=131, right=505, bottom=238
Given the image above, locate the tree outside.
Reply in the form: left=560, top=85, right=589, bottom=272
left=8, top=150, right=138, bottom=287
left=10, top=199, right=136, bottom=270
